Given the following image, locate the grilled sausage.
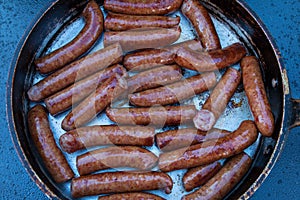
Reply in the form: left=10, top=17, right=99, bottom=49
left=28, top=43, right=123, bottom=101
left=45, top=64, right=127, bottom=115
left=175, top=43, right=247, bottom=72
left=127, top=65, right=182, bottom=93
left=27, top=105, right=74, bottom=183
left=77, top=146, right=158, bottom=175
left=71, top=171, right=173, bottom=198
left=105, top=12, right=180, bottom=31
left=106, top=105, right=197, bottom=126
left=156, top=128, right=231, bottom=152
left=59, top=125, right=155, bottom=153
left=98, top=192, right=165, bottom=200
left=61, top=74, right=127, bottom=131
left=193, top=68, right=241, bottom=131
left=166, top=39, right=203, bottom=54
left=241, top=56, right=275, bottom=137
left=104, top=0, right=183, bottom=15
left=34, top=1, right=104, bottom=74
left=183, top=161, right=222, bottom=192
left=181, top=0, right=220, bottom=50
left=182, top=152, right=252, bottom=200
left=103, top=27, right=181, bottom=52
left=158, top=120, right=257, bottom=172
left=129, top=72, right=216, bottom=107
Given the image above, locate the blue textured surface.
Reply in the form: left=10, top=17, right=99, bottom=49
left=0, top=0, right=299, bottom=199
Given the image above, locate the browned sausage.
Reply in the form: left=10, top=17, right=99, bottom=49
left=158, top=120, right=257, bottom=172
left=175, top=43, right=247, bottom=72
left=241, top=56, right=275, bottom=137
left=182, top=152, right=252, bottom=200
left=106, top=105, right=197, bottom=126
left=127, top=65, right=182, bottom=93
left=77, top=146, right=158, bottom=175
left=27, top=105, right=74, bottom=183
left=35, top=1, right=104, bottom=74
left=156, top=128, right=231, bottom=152
left=45, top=64, right=127, bottom=115
left=98, top=192, right=165, bottom=200
left=104, top=0, right=183, bottom=15
left=61, top=74, right=127, bottom=131
left=181, top=0, right=220, bottom=50
left=59, top=125, right=155, bottom=153
left=103, top=27, right=181, bottom=52
left=183, top=161, right=222, bottom=192
left=27, top=43, right=123, bottom=102
left=105, top=12, right=180, bottom=31
left=166, top=39, right=203, bottom=54
left=71, top=171, right=173, bottom=198
left=129, top=72, right=216, bottom=107
left=193, top=68, right=241, bottom=131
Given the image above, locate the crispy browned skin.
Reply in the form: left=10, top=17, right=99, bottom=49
left=158, top=120, right=257, bottom=172
left=45, top=64, right=127, bottom=115
left=193, top=68, right=241, bottom=131
left=182, top=152, right=252, bottom=200
left=241, top=56, right=275, bottom=137
left=181, top=0, right=220, bottom=50
left=28, top=43, right=123, bottom=101
left=156, top=128, right=231, bottom=152
left=106, top=105, right=197, bottom=126
left=175, top=43, right=247, bottom=72
left=77, top=146, right=158, bottom=175
left=105, top=12, right=180, bottom=31
left=62, top=74, right=127, bottom=131
left=183, top=161, right=222, bottom=192
left=27, top=105, right=74, bottom=183
left=127, top=65, right=182, bottom=93
left=59, top=125, right=155, bottom=153
left=104, top=0, right=183, bottom=15
left=104, top=27, right=181, bottom=52
left=129, top=72, right=216, bottom=107
left=71, top=171, right=173, bottom=198
left=98, top=192, right=165, bottom=200
left=35, top=1, right=104, bottom=74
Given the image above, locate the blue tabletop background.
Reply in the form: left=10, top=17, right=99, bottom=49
left=1, top=0, right=299, bottom=199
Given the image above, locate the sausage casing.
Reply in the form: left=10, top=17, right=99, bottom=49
left=158, top=120, right=257, bottom=172
left=71, top=171, right=173, bottom=198
left=27, top=105, right=74, bottom=183
left=59, top=125, right=155, bottom=153
left=241, top=56, right=275, bottom=136
left=98, top=192, right=165, bottom=200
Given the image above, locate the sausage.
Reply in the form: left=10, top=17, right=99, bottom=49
left=241, top=56, right=275, bottom=137
left=59, top=125, right=155, bottom=153
left=104, top=0, right=183, bottom=15
left=105, top=12, right=180, bottom=31
left=175, top=43, right=247, bottom=72
left=193, top=68, right=241, bottom=131
left=45, top=64, right=127, bottom=115
left=71, top=171, right=173, bottom=198
left=106, top=105, right=197, bottom=126
left=27, top=105, right=74, bottom=183
left=129, top=72, right=216, bottom=107
left=103, top=27, right=181, bottom=52
left=166, top=39, right=203, bottom=54
left=98, top=192, right=165, bottom=200
left=127, top=65, right=182, bottom=93
left=181, top=0, right=220, bottom=50
left=35, top=0, right=104, bottom=74
left=182, top=152, right=252, bottom=200
left=77, top=146, right=158, bottom=175
left=61, top=74, right=127, bottom=131
left=27, top=43, right=123, bottom=101
left=156, top=128, right=231, bottom=152
left=158, top=120, right=257, bottom=172
left=183, top=161, right=222, bottom=192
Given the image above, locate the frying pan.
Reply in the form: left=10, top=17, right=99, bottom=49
left=6, top=0, right=300, bottom=199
